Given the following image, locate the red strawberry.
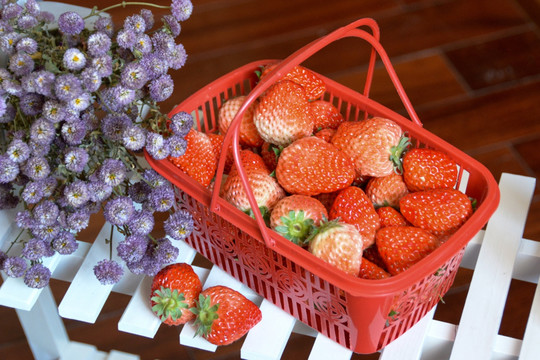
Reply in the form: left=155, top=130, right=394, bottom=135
left=270, top=194, right=328, bottom=246
left=169, top=128, right=217, bottom=188
left=362, top=244, right=387, bottom=270
left=377, top=206, right=409, bottom=228
left=365, top=173, right=409, bottom=208
left=275, top=136, right=355, bottom=196
left=259, top=63, right=326, bottom=100
left=192, top=285, right=262, bottom=345
left=208, top=133, right=233, bottom=174
left=329, top=186, right=380, bottom=249
left=399, top=188, right=473, bottom=236
left=150, top=263, right=202, bottom=326
left=359, top=257, right=391, bottom=280
left=314, top=191, right=339, bottom=212
left=402, top=148, right=458, bottom=192
left=218, top=96, right=263, bottom=148
left=314, top=127, right=336, bottom=143
left=222, top=158, right=285, bottom=218
left=253, top=80, right=314, bottom=147
left=259, top=141, right=281, bottom=172
left=331, top=117, right=407, bottom=178
left=308, top=219, right=365, bottom=277
left=310, top=100, right=344, bottom=130
left=228, top=149, right=269, bottom=177
left=376, top=226, right=440, bottom=275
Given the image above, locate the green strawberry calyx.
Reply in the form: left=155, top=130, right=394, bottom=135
left=191, top=293, right=220, bottom=338
left=274, top=210, right=315, bottom=246
left=151, top=286, right=188, bottom=322
left=305, top=217, right=341, bottom=244
left=390, top=135, right=411, bottom=174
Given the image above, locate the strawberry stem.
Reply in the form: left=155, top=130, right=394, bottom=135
left=151, top=286, right=188, bottom=322
left=390, top=136, right=411, bottom=174
left=274, top=210, right=315, bottom=246
left=191, top=293, right=220, bottom=338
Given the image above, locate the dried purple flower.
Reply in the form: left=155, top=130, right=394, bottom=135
left=58, top=11, right=85, bottom=35
left=101, top=113, right=132, bottom=141
left=148, top=73, right=173, bottom=102
left=117, top=28, right=136, bottom=49
left=67, top=92, right=92, bottom=112
left=22, top=238, right=51, bottom=260
left=63, top=180, right=89, bottom=208
left=80, top=67, right=102, bottom=92
left=168, top=134, right=187, bottom=157
left=95, top=16, right=114, bottom=37
left=42, top=100, right=66, bottom=123
left=164, top=210, right=194, bottom=241
left=90, top=54, right=113, bottom=77
left=162, top=15, right=181, bottom=37
left=151, top=31, right=175, bottom=59
left=16, top=209, right=35, bottom=229
left=141, top=53, right=168, bottom=80
left=148, top=184, right=175, bottom=212
left=30, top=118, right=55, bottom=145
left=52, top=230, right=78, bottom=255
left=87, top=31, right=111, bottom=56
left=121, top=61, right=148, bottom=90
left=170, top=111, right=193, bottom=137
left=169, top=43, right=187, bottom=70
left=100, top=158, right=127, bottom=187
left=54, top=73, right=82, bottom=102
left=139, top=9, right=154, bottom=29
left=64, top=147, right=89, bottom=173
left=153, top=237, right=179, bottom=265
left=24, top=263, right=51, bottom=289
left=9, top=52, right=34, bottom=76
left=103, top=196, right=135, bottom=226
left=2, top=3, right=23, bottom=20
left=93, top=259, right=123, bottom=285
left=6, top=139, right=30, bottom=163
left=171, top=0, right=193, bottom=22
left=3, top=256, right=27, bottom=278
left=66, top=207, right=90, bottom=231
left=128, top=209, right=155, bottom=236
left=61, top=119, right=87, bottom=145
left=17, top=15, right=38, bottom=30
left=23, top=156, right=50, bottom=181
left=16, top=37, right=37, bottom=54
left=21, top=181, right=44, bottom=204
left=145, top=132, right=170, bottom=160
left=122, top=124, right=146, bottom=151
left=63, top=48, right=86, bottom=70
left=87, top=180, right=113, bottom=203
left=33, top=200, right=59, bottom=226
left=117, top=234, right=148, bottom=263
left=19, top=93, right=43, bottom=116
left=124, top=15, right=146, bottom=34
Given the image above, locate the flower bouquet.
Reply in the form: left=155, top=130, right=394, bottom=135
left=0, top=0, right=196, bottom=288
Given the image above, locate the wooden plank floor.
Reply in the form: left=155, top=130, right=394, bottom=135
left=1, top=0, right=539, bottom=359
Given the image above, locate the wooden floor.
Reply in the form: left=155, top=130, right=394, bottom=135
left=1, top=0, right=540, bottom=359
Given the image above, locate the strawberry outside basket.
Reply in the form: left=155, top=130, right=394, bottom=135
left=145, top=18, right=500, bottom=354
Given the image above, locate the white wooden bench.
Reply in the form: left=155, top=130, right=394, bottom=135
left=0, top=172, right=538, bottom=360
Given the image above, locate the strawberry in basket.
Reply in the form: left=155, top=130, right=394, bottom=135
left=259, top=63, right=326, bottom=101
left=331, top=117, right=408, bottom=178
left=275, top=136, right=356, bottom=196
left=218, top=95, right=263, bottom=148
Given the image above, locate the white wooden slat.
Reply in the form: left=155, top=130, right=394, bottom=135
left=58, top=223, right=125, bottom=323
left=117, top=241, right=198, bottom=337
left=518, top=273, right=540, bottom=360
left=179, top=265, right=245, bottom=352
left=106, top=350, right=141, bottom=360
left=380, top=307, right=436, bottom=360
left=460, top=232, right=540, bottom=285
left=241, top=300, right=296, bottom=360
left=15, top=286, right=70, bottom=360
left=307, top=333, right=353, bottom=360
left=450, top=173, right=536, bottom=360
left=59, top=342, right=98, bottom=360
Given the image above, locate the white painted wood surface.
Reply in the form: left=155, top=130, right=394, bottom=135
left=0, top=172, right=538, bottom=360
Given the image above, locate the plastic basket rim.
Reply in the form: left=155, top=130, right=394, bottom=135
left=147, top=59, right=501, bottom=298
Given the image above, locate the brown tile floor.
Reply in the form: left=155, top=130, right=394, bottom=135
left=1, top=0, right=540, bottom=359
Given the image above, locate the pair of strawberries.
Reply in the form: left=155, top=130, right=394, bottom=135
left=169, top=62, right=474, bottom=280
left=150, top=262, right=262, bottom=346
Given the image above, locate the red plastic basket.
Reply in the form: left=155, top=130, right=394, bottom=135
left=146, top=18, right=500, bottom=353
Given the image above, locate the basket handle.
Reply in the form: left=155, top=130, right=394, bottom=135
left=211, top=18, right=421, bottom=248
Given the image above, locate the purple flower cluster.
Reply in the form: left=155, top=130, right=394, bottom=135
left=0, top=0, right=195, bottom=288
